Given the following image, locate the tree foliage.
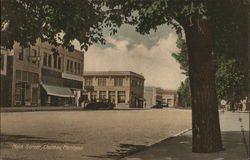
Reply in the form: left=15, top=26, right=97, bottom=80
left=171, top=35, right=188, bottom=75
left=173, top=36, right=248, bottom=106
left=177, top=78, right=191, bottom=108
left=216, top=58, right=247, bottom=102
left=1, top=0, right=106, bottom=51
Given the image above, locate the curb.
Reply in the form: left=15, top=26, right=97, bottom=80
left=119, top=128, right=192, bottom=159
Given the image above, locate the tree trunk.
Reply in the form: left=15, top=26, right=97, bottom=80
left=182, top=18, right=223, bottom=153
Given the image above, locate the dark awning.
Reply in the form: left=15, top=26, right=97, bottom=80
left=42, top=84, right=74, bottom=98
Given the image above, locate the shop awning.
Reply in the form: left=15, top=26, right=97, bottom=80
left=42, top=84, right=74, bottom=98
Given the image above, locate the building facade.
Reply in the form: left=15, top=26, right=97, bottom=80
left=0, top=40, right=84, bottom=107
left=160, top=90, right=178, bottom=107
left=144, top=87, right=178, bottom=108
left=83, top=71, right=145, bottom=108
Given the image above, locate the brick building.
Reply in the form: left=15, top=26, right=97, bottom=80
left=0, top=40, right=84, bottom=107
left=83, top=71, right=145, bottom=108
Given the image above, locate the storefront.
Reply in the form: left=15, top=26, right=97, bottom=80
left=41, top=84, right=75, bottom=106
left=15, top=70, right=39, bottom=106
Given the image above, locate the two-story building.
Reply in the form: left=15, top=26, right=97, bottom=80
left=144, top=87, right=163, bottom=108
left=0, top=40, right=84, bottom=107
left=83, top=71, right=145, bottom=108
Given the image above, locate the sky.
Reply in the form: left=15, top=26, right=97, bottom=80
left=75, top=24, right=186, bottom=90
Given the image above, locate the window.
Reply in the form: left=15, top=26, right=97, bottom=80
left=91, top=91, right=97, bottom=101
left=0, top=54, right=4, bottom=70
left=98, top=78, right=106, bottom=86
left=114, top=78, right=123, bottom=86
left=31, top=49, right=37, bottom=64
left=53, top=54, right=57, bottom=69
left=70, top=61, right=73, bottom=72
left=85, top=78, right=93, bottom=86
left=16, top=70, right=21, bottom=81
left=131, top=80, right=134, bottom=87
left=66, top=60, right=70, bottom=71
left=43, top=53, right=47, bottom=66
left=58, top=57, right=61, bottom=70
left=118, top=91, right=125, bottom=103
left=99, top=91, right=106, bottom=100
left=18, top=47, right=24, bottom=60
left=48, top=54, right=52, bottom=67
left=74, top=62, right=77, bottom=73
left=108, top=91, right=115, bottom=103
left=21, top=71, right=28, bottom=82
left=78, top=63, right=81, bottom=74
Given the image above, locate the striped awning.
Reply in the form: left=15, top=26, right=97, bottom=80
left=42, top=84, right=74, bottom=98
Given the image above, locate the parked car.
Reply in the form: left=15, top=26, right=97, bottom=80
left=84, top=99, right=115, bottom=110
left=151, top=104, right=164, bottom=109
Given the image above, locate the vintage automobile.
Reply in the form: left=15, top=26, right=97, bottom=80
left=84, top=99, right=115, bottom=110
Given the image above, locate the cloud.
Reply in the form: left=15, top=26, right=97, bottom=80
left=84, top=32, right=186, bottom=90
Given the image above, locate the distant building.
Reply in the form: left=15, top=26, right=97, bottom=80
left=144, top=87, right=162, bottom=108
left=83, top=71, right=145, bottom=108
left=160, top=90, right=178, bottom=107
left=0, top=40, right=84, bottom=107
left=144, top=87, right=178, bottom=108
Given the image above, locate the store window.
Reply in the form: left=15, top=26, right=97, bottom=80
left=108, top=91, right=115, bottom=103
left=99, top=91, right=106, bottom=100
left=91, top=91, right=97, bottom=101
left=15, top=70, right=39, bottom=106
left=118, top=91, right=125, bottom=103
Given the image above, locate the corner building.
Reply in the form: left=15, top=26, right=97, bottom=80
left=84, top=71, right=145, bottom=108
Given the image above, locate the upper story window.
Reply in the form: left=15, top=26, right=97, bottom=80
left=77, top=63, right=81, bottom=74
left=66, top=60, right=70, bottom=71
left=85, top=78, right=93, bottom=86
left=58, top=57, right=61, bottom=70
left=30, top=49, right=37, bottom=64
left=98, top=78, right=106, bottom=86
left=18, top=47, right=24, bottom=60
left=131, top=80, right=134, bottom=87
left=70, top=61, right=73, bottom=72
left=43, top=53, right=47, bottom=66
left=0, top=54, right=4, bottom=70
left=114, top=78, right=123, bottom=86
left=48, top=54, right=52, bottom=67
left=74, top=62, right=77, bottom=73
left=53, top=54, right=57, bottom=69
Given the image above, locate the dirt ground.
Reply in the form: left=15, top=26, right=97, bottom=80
left=1, top=108, right=191, bottom=160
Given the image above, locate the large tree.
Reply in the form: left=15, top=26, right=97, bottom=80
left=2, top=0, right=248, bottom=153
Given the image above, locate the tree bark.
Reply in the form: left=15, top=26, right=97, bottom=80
left=182, top=18, right=223, bottom=153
